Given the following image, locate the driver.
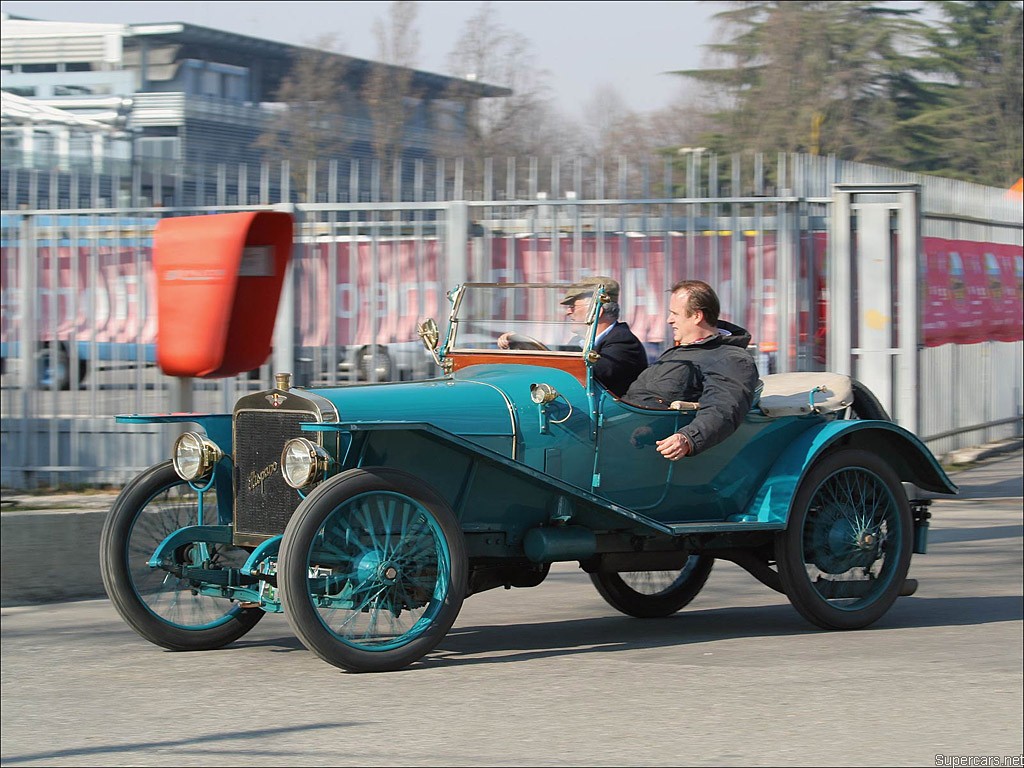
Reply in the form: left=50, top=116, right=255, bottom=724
left=499, top=276, right=648, bottom=397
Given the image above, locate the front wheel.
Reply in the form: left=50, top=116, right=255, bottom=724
left=278, top=467, right=467, bottom=672
left=590, top=555, right=715, bottom=618
left=99, top=461, right=264, bottom=650
left=776, top=448, right=912, bottom=630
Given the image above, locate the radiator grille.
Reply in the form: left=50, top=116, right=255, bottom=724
left=233, top=409, right=318, bottom=541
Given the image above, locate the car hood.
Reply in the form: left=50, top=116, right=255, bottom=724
left=305, top=375, right=518, bottom=438
left=304, top=364, right=588, bottom=441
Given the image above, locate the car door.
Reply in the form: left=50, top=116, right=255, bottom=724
left=592, top=392, right=682, bottom=510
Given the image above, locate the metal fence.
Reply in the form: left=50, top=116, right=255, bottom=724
left=1, top=152, right=1021, bottom=488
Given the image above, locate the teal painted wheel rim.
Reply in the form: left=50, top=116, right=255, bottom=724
left=308, top=490, right=453, bottom=651
left=127, top=483, right=246, bottom=630
left=801, top=466, right=902, bottom=611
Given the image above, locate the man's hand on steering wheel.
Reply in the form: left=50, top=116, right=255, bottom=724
left=496, top=332, right=549, bottom=351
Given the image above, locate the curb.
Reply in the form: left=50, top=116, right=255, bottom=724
left=941, top=438, right=1024, bottom=468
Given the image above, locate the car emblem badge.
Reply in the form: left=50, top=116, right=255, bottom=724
left=266, top=392, right=287, bottom=407
left=247, top=462, right=279, bottom=494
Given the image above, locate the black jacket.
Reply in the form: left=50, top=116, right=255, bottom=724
left=622, top=321, right=760, bottom=456
left=592, top=321, right=649, bottom=397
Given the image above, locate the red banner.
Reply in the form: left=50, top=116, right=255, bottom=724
left=922, top=238, right=1023, bottom=346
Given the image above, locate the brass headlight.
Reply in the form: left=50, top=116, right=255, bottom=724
left=530, top=382, right=559, bottom=404
left=281, top=437, right=330, bottom=489
left=172, top=432, right=223, bottom=482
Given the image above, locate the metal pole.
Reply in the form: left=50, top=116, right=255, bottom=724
left=828, top=188, right=852, bottom=376
left=897, top=187, right=921, bottom=434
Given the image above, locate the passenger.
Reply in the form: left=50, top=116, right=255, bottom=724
left=499, top=276, right=648, bottom=397
left=623, top=279, right=760, bottom=460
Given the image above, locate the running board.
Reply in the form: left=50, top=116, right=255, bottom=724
left=665, top=521, right=786, bottom=535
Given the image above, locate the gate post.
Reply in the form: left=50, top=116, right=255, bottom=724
left=828, top=190, right=853, bottom=377
left=828, top=184, right=921, bottom=433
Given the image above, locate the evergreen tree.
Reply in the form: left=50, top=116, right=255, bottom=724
left=673, top=2, right=927, bottom=166
left=909, top=0, right=1023, bottom=186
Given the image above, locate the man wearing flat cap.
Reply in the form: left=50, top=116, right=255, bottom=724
left=558, top=275, right=649, bottom=397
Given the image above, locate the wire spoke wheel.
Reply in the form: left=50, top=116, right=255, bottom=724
left=590, top=555, right=715, bottom=618
left=777, top=449, right=911, bottom=630
left=279, top=468, right=466, bottom=672
left=99, top=461, right=263, bottom=650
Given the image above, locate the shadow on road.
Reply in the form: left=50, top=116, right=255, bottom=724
left=419, top=594, right=1024, bottom=668
left=220, top=593, right=1024, bottom=671
left=930, top=524, right=1024, bottom=544
left=0, top=722, right=365, bottom=765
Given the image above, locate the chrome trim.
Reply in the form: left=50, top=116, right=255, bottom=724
left=462, top=379, right=520, bottom=461
left=281, top=437, right=330, bottom=489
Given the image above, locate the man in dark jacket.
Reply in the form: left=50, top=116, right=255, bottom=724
left=623, top=279, right=760, bottom=460
left=559, top=276, right=649, bottom=397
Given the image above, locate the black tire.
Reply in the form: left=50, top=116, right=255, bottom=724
left=36, top=343, right=71, bottom=390
left=358, top=345, right=394, bottom=382
left=775, top=448, right=912, bottom=630
left=34, top=343, right=88, bottom=389
left=99, top=461, right=264, bottom=651
left=278, top=467, right=467, bottom=673
left=849, top=379, right=891, bottom=421
left=590, top=555, right=715, bottom=618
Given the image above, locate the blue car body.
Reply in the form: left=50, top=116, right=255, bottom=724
left=105, top=281, right=957, bottom=672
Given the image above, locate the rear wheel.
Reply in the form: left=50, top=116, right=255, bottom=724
left=279, top=467, right=467, bottom=672
left=99, top=461, right=263, bottom=650
left=776, top=449, right=912, bottom=630
left=590, top=555, right=715, bottom=618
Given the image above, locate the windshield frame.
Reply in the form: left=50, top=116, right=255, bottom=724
left=439, top=282, right=604, bottom=360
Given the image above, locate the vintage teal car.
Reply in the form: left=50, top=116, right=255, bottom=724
left=100, top=282, right=957, bottom=673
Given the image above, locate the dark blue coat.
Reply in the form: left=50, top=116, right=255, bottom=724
left=591, top=321, right=649, bottom=397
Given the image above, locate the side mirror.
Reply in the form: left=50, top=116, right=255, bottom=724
left=418, top=318, right=440, bottom=351
left=418, top=318, right=443, bottom=368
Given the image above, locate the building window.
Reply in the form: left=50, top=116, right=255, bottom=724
left=53, top=84, right=113, bottom=96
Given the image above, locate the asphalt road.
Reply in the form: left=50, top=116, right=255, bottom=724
left=1, top=453, right=1022, bottom=767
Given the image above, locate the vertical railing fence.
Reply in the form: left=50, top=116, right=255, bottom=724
left=0, top=152, right=1020, bottom=488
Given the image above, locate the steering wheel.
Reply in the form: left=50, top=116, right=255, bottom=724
left=506, top=333, right=549, bottom=351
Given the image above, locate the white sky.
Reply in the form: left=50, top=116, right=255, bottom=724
left=0, top=0, right=721, bottom=120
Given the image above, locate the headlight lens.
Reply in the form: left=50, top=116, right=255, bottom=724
left=172, top=432, right=223, bottom=482
left=281, top=437, right=329, bottom=489
left=530, top=382, right=558, bottom=404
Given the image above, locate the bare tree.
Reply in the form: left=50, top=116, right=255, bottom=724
left=362, top=0, right=421, bottom=193
left=254, top=35, right=351, bottom=199
left=442, top=1, right=557, bottom=185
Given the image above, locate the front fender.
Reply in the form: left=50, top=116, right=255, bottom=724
left=744, top=420, right=958, bottom=525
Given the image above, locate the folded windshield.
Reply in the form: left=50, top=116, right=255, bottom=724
left=446, top=283, right=596, bottom=353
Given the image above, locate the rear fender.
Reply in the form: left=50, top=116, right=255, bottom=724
left=744, top=420, right=958, bottom=525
